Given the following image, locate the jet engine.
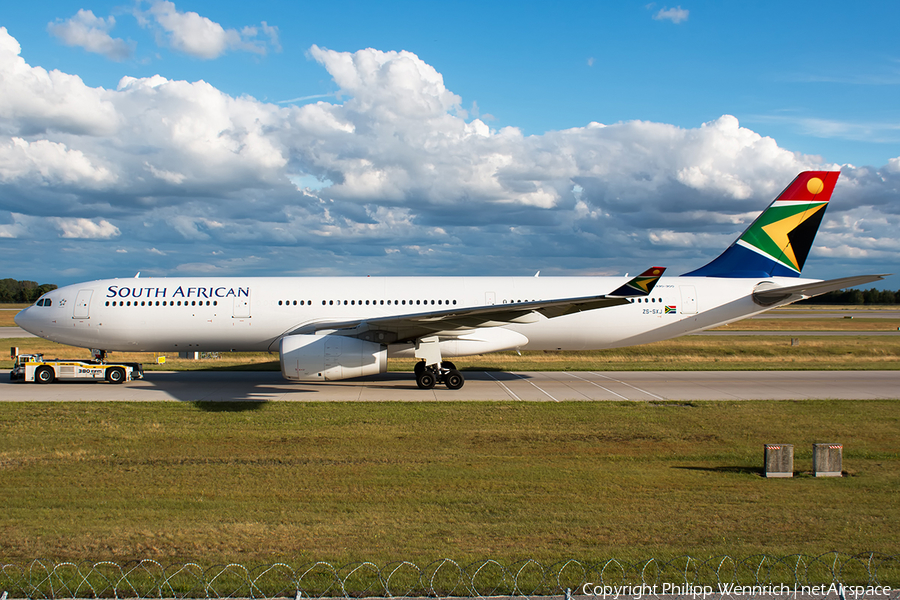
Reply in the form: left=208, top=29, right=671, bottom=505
left=280, top=334, right=387, bottom=381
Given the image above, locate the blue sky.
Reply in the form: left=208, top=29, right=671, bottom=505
left=1, top=1, right=899, bottom=288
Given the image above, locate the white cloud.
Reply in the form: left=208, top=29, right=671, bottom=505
left=0, top=27, right=897, bottom=282
left=142, top=0, right=279, bottom=59
left=0, top=28, right=119, bottom=137
left=53, top=218, right=121, bottom=239
left=0, top=137, right=115, bottom=187
left=0, top=213, right=31, bottom=238
left=48, top=10, right=133, bottom=61
left=754, top=114, right=900, bottom=144
left=145, top=162, right=185, bottom=184
left=653, top=6, right=690, bottom=24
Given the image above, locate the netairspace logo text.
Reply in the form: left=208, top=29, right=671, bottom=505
left=581, top=582, right=894, bottom=599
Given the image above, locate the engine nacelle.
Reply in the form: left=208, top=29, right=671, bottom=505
left=280, top=334, right=387, bottom=381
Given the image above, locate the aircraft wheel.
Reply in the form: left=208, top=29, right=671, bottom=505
left=107, top=367, right=126, bottom=384
left=35, top=366, right=54, bottom=384
left=445, top=369, right=465, bottom=390
left=443, top=361, right=457, bottom=371
left=414, top=361, right=426, bottom=377
left=416, top=371, right=436, bottom=390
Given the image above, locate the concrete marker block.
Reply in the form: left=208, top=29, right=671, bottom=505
left=813, top=443, right=843, bottom=477
left=764, top=444, right=793, bottom=478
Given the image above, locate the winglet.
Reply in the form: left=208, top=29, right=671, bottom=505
left=684, top=171, right=839, bottom=278
left=609, top=267, right=666, bottom=297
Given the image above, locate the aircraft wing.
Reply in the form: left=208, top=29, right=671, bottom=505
left=752, top=274, right=889, bottom=306
left=287, top=267, right=666, bottom=343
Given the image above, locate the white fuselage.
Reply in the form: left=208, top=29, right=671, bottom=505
left=15, top=275, right=808, bottom=356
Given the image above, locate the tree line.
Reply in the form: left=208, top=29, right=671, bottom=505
left=797, top=288, right=900, bottom=305
left=0, top=279, right=58, bottom=303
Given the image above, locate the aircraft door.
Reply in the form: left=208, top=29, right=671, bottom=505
left=73, top=289, right=93, bottom=319
left=680, top=286, right=697, bottom=314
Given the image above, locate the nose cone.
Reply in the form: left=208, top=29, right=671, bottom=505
left=14, top=306, right=37, bottom=334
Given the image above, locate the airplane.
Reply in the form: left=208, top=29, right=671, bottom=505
left=14, top=171, right=886, bottom=390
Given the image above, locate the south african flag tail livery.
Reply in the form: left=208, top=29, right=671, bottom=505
left=609, top=267, right=666, bottom=297
left=685, top=171, right=838, bottom=278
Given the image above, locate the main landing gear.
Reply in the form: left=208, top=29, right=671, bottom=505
left=414, top=360, right=465, bottom=390
left=414, top=336, right=465, bottom=390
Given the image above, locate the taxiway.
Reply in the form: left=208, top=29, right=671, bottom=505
left=2, top=369, right=898, bottom=402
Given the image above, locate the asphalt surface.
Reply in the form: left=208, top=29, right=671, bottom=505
left=1, top=327, right=35, bottom=338
left=3, top=369, right=899, bottom=402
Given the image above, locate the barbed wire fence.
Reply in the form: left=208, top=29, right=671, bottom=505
left=2, top=554, right=898, bottom=599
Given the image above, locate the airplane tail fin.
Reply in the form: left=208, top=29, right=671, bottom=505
left=683, top=171, right=839, bottom=278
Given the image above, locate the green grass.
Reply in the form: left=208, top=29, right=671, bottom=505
left=1, top=401, right=897, bottom=565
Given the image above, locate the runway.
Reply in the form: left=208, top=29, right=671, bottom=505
left=2, top=369, right=899, bottom=402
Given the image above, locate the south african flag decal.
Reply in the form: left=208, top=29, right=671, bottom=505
left=665, top=305, right=676, bottom=314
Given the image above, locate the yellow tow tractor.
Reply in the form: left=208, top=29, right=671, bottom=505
left=10, top=350, right=143, bottom=384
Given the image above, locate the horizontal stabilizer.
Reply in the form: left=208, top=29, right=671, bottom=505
left=753, top=274, right=889, bottom=307
left=609, top=267, right=666, bottom=297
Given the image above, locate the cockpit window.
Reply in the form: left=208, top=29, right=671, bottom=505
left=36, top=298, right=52, bottom=307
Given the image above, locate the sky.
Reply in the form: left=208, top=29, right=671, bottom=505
left=1, top=1, right=899, bottom=289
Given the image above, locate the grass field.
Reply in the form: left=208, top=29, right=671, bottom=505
left=3, top=305, right=898, bottom=569
left=0, top=401, right=897, bottom=565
